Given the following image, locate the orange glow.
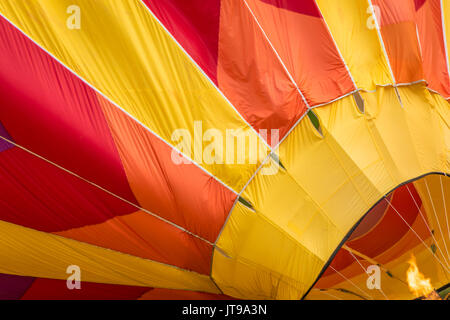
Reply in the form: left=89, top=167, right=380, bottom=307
left=406, top=255, right=433, bottom=298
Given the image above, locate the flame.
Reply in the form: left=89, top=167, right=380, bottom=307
left=406, top=255, right=433, bottom=298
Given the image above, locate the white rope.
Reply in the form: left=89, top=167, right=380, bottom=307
left=406, top=184, right=450, bottom=270
left=439, top=176, right=450, bottom=259
left=241, top=0, right=310, bottom=110
left=384, top=197, right=450, bottom=273
left=424, top=179, right=450, bottom=262
left=312, top=289, right=343, bottom=300
left=0, top=135, right=214, bottom=246
left=0, top=12, right=239, bottom=197
left=347, top=250, right=389, bottom=300
left=329, top=265, right=374, bottom=300
left=138, top=0, right=273, bottom=154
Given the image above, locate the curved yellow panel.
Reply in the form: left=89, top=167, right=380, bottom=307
left=306, top=181, right=450, bottom=300
left=212, top=201, right=326, bottom=300
left=0, top=219, right=219, bottom=293
left=213, top=84, right=449, bottom=299
left=429, top=89, right=450, bottom=166
left=0, top=0, right=269, bottom=192
left=359, top=86, right=447, bottom=178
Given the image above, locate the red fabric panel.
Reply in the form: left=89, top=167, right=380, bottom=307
left=18, top=277, right=235, bottom=300
left=0, top=17, right=137, bottom=205
left=348, top=195, right=390, bottom=241
left=347, top=184, right=422, bottom=258
left=0, top=147, right=134, bottom=231
left=139, top=288, right=234, bottom=300
left=143, top=0, right=221, bottom=84
left=259, top=0, right=321, bottom=17
left=415, top=0, right=427, bottom=10
left=0, top=273, right=235, bottom=300
left=0, top=274, right=34, bottom=300
left=21, top=278, right=148, bottom=300
left=321, top=249, right=354, bottom=278
left=0, top=273, right=234, bottom=300
left=0, top=121, right=14, bottom=153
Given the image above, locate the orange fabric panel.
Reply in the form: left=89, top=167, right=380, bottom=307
left=416, top=0, right=450, bottom=97
left=373, top=0, right=424, bottom=83
left=217, top=0, right=307, bottom=144
left=55, top=211, right=213, bottom=275
left=242, top=0, right=355, bottom=106
left=95, top=92, right=237, bottom=244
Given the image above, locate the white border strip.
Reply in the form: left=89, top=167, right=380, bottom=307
left=427, top=87, right=450, bottom=99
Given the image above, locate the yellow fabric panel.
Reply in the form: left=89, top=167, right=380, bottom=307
left=212, top=202, right=325, bottom=300
left=0, top=0, right=268, bottom=191
left=428, top=92, right=450, bottom=168
left=242, top=155, right=344, bottom=262
left=214, top=85, right=448, bottom=299
left=286, top=96, right=392, bottom=233
left=0, top=219, right=218, bottom=293
left=360, top=85, right=448, bottom=177
left=212, top=250, right=301, bottom=300
left=430, top=91, right=450, bottom=127
left=316, top=0, right=393, bottom=90
left=399, top=88, right=448, bottom=172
